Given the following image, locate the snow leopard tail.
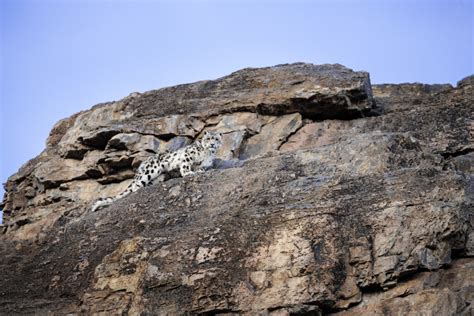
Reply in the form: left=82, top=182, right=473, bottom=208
left=90, top=152, right=166, bottom=212
left=90, top=182, right=137, bottom=212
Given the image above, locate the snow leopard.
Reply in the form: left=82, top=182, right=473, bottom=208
left=91, top=131, right=222, bottom=212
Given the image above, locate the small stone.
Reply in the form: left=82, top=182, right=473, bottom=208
left=59, top=183, right=69, bottom=191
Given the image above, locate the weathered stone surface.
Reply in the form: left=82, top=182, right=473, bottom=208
left=125, top=115, right=205, bottom=138
left=215, top=130, right=247, bottom=160
left=0, top=64, right=472, bottom=315
left=118, top=63, right=374, bottom=120
left=106, top=133, right=143, bottom=150
left=2, top=63, right=373, bottom=226
left=35, top=158, right=87, bottom=188
left=334, top=258, right=474, bottom=316
left=213, top=112, right=265, bottom=134
left=240, top=113, right=303, bottom=159
left=280, top=120, right=348, bottom=152
left=282, top=81, right=472, bottom=157
left=50, top=62, right=373, bottom=170
left=371, top=83, right=453, bottom=113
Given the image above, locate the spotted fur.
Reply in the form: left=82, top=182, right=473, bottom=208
left=91, top=131, right=222, bottom=212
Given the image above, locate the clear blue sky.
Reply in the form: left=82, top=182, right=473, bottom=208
left=0, top=0, right=473, bottom=203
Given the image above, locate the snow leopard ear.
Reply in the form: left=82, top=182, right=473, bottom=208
left=203, top=130, right=210, bottom=136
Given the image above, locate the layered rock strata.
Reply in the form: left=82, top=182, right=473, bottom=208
left=0, top=64, right=472, bottom=315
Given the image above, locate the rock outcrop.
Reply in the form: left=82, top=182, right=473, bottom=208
left=0, top=63, right=472, bottom=315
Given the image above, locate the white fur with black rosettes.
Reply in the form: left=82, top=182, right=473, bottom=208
left=91, top=131, right=222, bottom=212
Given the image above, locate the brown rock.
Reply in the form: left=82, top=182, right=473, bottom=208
left=0, top=65, right=472, bottom=315
left=214, top=112, right=266, bottom=134
left=240, top=113, right=303, bottom=159
left=35, top=156, right=90, bottom=189
left=333, top=259, right=474, bottom=316
left=280, top=120, right=351, bottom=151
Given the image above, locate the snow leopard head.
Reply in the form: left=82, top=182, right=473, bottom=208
left=201, top=131, right=222, bottom=152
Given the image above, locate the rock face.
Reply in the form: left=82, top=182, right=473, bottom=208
left=0, top=64, right=472, bottom=315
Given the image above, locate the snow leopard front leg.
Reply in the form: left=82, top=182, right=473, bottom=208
left=195, top=154, right=216, bottom=173
left=179, top=162, right=195, bottom=177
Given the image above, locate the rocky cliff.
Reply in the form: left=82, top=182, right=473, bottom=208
left=1, top=63, right=472, bottom=315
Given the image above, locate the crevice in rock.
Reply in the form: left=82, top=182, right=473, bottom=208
left=14, top=217, right=31, bottom=227
left=391, top=267, right=433, bottom=288
left=201, top=98, right=381, bottom=127
left=201, top=119, right=222, bottom=130
left=116, top=129, right=175, bottom=142
left=78, top=130, right=121, bottom=149
left=358, top=282, right=385, bottom=294
left=459, top=302, right=472, bottom=316
left=267, top=302, right=324, bottom=316
left=277, top=122, right=305, bottom=151
left=61, top=147, right=89, bottom=160
left=450, top=247, right=466, bottom=259
left=155, top=133, right=176, bottom=142
left=324, top=302, right=358, bottom=315
left=309, top=301, right=336, bottom=315
left=253, top=92, right=381, bottom=121
left=440, top=147, right=474, bottom=159
left=78, top=130, right=188, bottom=154
left=200, top=308, right=240, bottom=315
left=38, top=173, right=91, bottom=191
left=209, top=105, right=258, bottom=117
